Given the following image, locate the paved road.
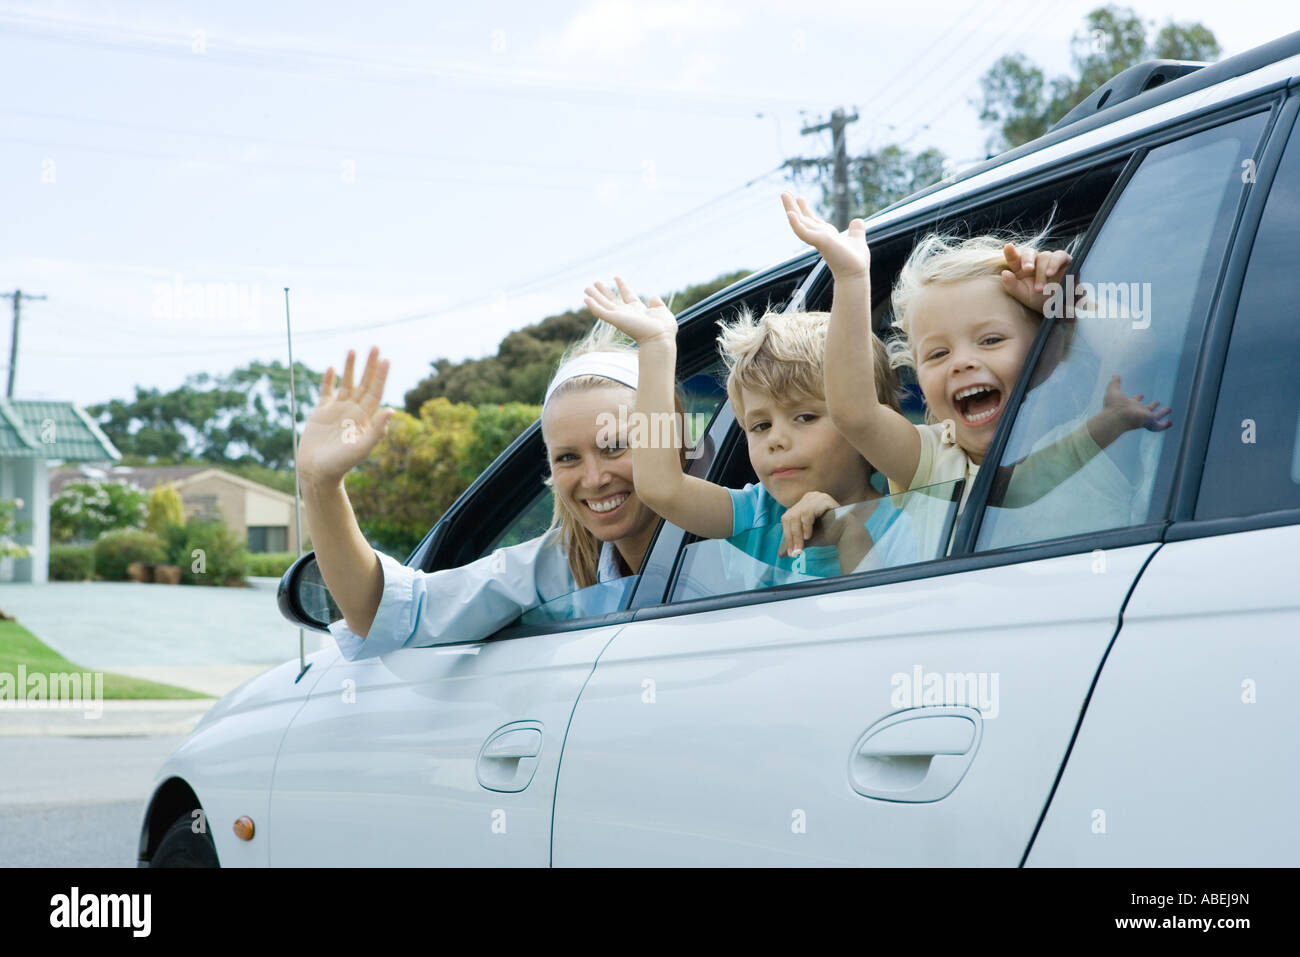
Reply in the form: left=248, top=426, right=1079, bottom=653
left=0, top=577, right=331, bottom=670
left=0, top=735, right=185, bottom=867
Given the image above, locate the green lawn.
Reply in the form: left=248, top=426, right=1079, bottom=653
left=0, top=620, right=212, bottom=700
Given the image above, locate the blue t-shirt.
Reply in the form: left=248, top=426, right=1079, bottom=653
left=726, top=482, right=916, bottom=576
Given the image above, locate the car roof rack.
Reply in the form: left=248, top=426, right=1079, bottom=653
left=1049, top=59, right=1208, bottom=133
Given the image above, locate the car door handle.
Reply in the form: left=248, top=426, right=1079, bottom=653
left=477, top=723, right=544, bottom=792
left=483, top=731, right=541, bottom=760
left=848, top=707, right=982, bottom=803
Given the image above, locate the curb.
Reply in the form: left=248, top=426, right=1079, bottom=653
left=0, top=699, right=218, bottom=737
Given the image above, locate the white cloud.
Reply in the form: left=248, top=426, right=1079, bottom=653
left=545, top=0, right=741, bottom=63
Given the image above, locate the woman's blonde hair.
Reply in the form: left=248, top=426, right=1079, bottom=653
left=717, top=307, right=903, bottom=422
left=542, top=319, right=685, bottom=589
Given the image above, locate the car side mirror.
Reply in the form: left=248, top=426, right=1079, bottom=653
left=277, top=551, right=341, bottom=632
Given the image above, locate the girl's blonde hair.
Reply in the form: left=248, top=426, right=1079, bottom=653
left=717, top=307, right=903, bottom=422
left=542, top=319, right=684, bottom=589
left=886, top=224, right=1077, bottom=424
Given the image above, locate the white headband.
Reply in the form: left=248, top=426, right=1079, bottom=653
left=543, top=351, right=639, bottom=407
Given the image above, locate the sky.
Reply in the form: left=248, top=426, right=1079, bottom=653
left=2, top=0, right=1296, bottom=417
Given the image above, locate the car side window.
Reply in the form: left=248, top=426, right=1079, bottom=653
left=1197, top=111, right=1300, bottom=520
left=479, top=368, right=732, bottom=562
left=975, top=111, right=1270, bottom=551
left=668, top=478, right=963, bottom=603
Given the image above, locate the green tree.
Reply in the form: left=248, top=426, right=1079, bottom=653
left=86, top=359, right=322, bottom=470
left=344, top=396, right=543, bottom=558
left=403, top=270, right=749, bottom=412
left=975, top=5, right=1221, bottom=152
left=145, top=481, right=185, bottom=536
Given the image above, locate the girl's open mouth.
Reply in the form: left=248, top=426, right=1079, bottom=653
left=954, top=385, right=1002, bottom=426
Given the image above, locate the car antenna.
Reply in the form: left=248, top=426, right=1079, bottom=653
left=284, top=286, right=310, bottom=682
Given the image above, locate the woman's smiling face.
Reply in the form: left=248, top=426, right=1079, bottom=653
left=910, top=278, right=1041, bottom=465
left=541, top=385, right=659, bottom=553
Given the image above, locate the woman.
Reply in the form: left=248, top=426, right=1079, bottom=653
left=297, top=321, right=670, bottom=661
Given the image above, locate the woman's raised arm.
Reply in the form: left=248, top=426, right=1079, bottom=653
left=297, top=346, right=397, bottom=638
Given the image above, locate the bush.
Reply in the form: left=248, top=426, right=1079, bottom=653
left=145, top=481, right=184, bottom=536
left=245, top=551, right=298, bottom=578
left=175, top=518, right=248, bottom=586
left=93, top=529, right=167, bottom=581
left=50, top=545, right=95, bottom=581
left=51, top=480, right=148, bottom=544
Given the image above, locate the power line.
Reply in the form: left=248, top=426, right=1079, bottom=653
left=0, top=133, right=728, bottom=197
left=0, top=106, right=725, bottom=183
left=24, top=165, right=793, bottom=359
left=0, top=10, right=840, bottom=120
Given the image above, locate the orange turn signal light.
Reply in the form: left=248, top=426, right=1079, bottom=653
left=233, top=816, right=255, bottom=841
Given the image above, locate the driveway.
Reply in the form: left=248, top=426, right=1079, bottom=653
left=0, top=577, right=333, bottom=696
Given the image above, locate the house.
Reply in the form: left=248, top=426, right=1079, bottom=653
left=48, top=464, right=311, bottom=563
left=0, top=398, right=121, bottom=584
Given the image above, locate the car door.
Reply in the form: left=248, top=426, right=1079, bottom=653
left=1028, top=96, right=1300, bottom=866
left=265, top=259, right=815, bottom=866
left=551, top=104, right=1273, bottom=865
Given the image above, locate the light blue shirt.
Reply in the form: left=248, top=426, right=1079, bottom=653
left=726, top=482, right=917, bottom=575
left=727, top=483, right=841, bottom=577
left=327, top=529, right=625, bottom=661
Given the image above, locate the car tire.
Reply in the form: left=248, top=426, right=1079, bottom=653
left=150, top=810, right=220, bottom=868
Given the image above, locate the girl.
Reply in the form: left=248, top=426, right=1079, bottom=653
left=780, top=192, right=1172, bottom=516
left=297, top=322, right=671, bottom=660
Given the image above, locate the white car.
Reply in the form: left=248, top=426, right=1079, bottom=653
left=141, top=30, right=1300, bottom=867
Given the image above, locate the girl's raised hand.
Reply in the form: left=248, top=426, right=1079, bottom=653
left=584, top=277, right=677, bottom=346
left=782, top=192, right=870, bottom=279
left=297, top=346, right=397, bottom=487
left=1001, top=244, right=1072, bottom=314
left=1103, top=375, right=1173, bottom=432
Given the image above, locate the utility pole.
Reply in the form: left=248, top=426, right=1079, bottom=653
left=786, top=107, right=859, bottom=229
left=1, top=289, right=46, bottom=398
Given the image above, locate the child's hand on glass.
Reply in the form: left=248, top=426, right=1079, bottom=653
left=779, top=490, right=840, bottom=558
left=583, top=277, right=676, bottom=347
left=1001, top=244, right=1072, bottom=314
left=782, top=192, right=870, bottom=280
left=1103, top=374, right=1173, bottom=432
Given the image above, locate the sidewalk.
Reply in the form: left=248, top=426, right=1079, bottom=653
left=0, top=699, right=217, bottom=737
left=0, top=664, right=276, bottom=737
left=1, top=576, right=334, bottom=736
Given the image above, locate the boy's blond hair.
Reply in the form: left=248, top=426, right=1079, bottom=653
left=717, top=308, right=903, bottom=423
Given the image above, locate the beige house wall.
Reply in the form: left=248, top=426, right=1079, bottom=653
left=175, top=474, right=310, bottom=553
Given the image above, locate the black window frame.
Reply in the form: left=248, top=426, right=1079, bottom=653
left=403, top=89, right=1292, bottom=642
left=1173, top=89, right=1300, bottom=537
left=625, top=92, right=1288, bottom=626
left=407, top=252, right=818, bottom=640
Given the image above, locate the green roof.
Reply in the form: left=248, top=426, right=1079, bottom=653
left=0, top=399, right=120, bottom=462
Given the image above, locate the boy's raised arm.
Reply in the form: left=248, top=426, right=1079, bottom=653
left=584, top=278, right=735, bottom=540
left=782, top=193, right=921, bottom=489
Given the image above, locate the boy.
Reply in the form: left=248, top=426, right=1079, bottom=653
left=583, top=276, right=913, bottom=575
